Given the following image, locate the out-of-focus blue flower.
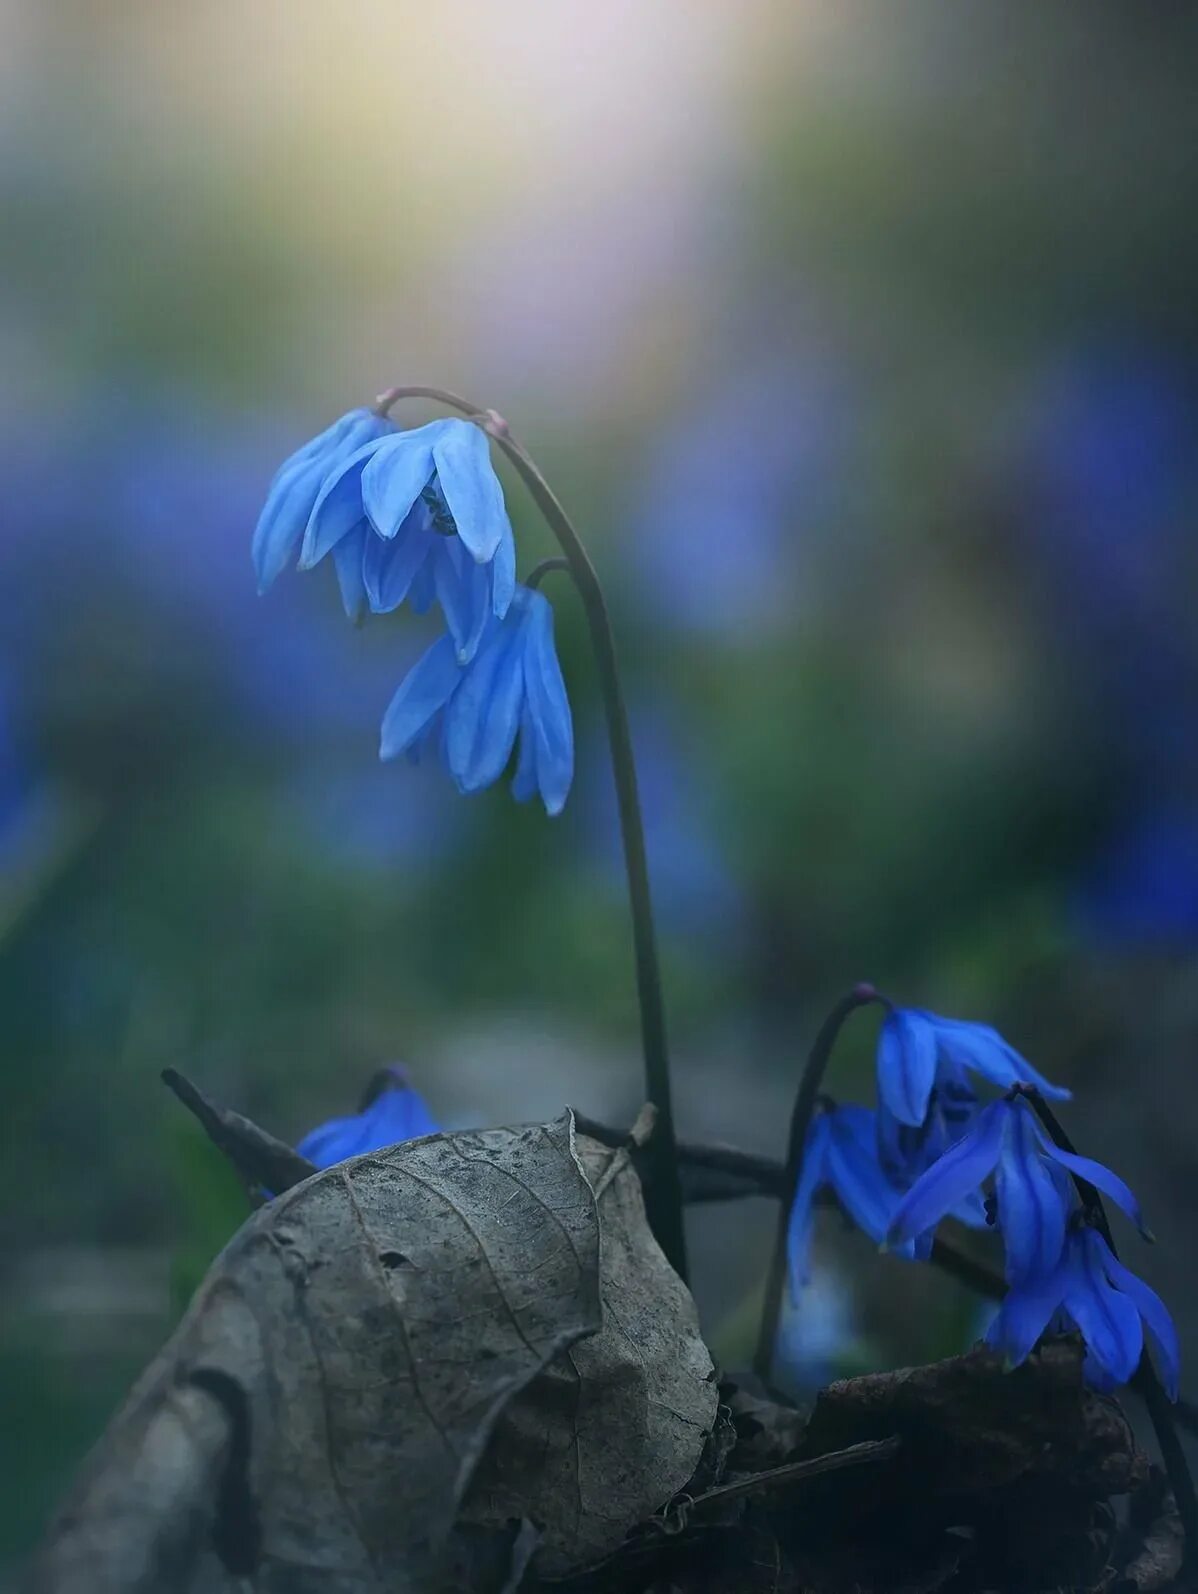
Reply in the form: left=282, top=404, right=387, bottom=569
left=876, top=1007, right=1069, bottom=1129
left=986, top=1223, right=1179, bottom=1400
left=379, top=584, right=573, bottom=816
left=297, top=1066, right=439, bottom=1168
left=889, top=1096, right=1150, bottom=1283
left=252, top=408, right=395, bottom=594
left=298, top=418, right=516, bottom=657
left=787, top=1104, right=921, bottom=1294
left=1073, top=806, right=1198, bottom=947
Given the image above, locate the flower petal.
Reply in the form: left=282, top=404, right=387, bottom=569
left=1036, top=1136, right=1151, bottom=1238
left=362, top=510, right=437, bottom=614
left=433, top=537, right=492, bottom=665
left=511, top=703, right=539, bottom=804
left=379, top=635, right=463, bottom=761
left=931, top=1015, right=1071, bottom=1101
left=995, top=1104, right=1068, bottom=1284
left=786, top=1114, right=831, bottom=1297
left=432, top=419, right=512, bottom=564
left=1063, top=1230, right=1143, bottom=1387
left=984, top=1266, right=1066, bottom=1368
left=521, top=590, right=573, bottom=815
left=444, top=614, right=525, bottom=792
left=888, top=1101, right=1007, bottom=1246
left=877, top=1008, right=938, bottom=1127
left=300, top=440, right=384, bottom=569
left=825, top=1106, right=903, bottom=1244
left=1100, top=1250, right=1180, bottom=1401
left=331, top=523, right=369, bottom=623
left=360, top=423, right=442, bottom=538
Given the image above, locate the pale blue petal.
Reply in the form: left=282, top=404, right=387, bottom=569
left=984, top=1265, right=1066, bottom=1368
left=360, top=423, right=442, bottom=538
left=1100, top=1249, right=1180, bottom=1400
left=786, top=1114, right=831, bottom=1297
left=995, top=1105, right=1068, bottom=1284
left=1063, top=1230, right=1143, bottom=1387
left=300, top=440, right=385, bottom=568
left=877, top=1008, right=938, bottom=1127
left=888, top=1101, right=1006, bottom=1245
left=491, top=520, right=517, bottom=617
left=931, top=1015, right=1071, bottom=1102
left=1036, top=1136, right=1151, bottom=1237
left=511, top=704, right=539, bottom=804
left=362, top=511, right=437, bottom=613
left=433, top=538, right=492, bottom=665
left=379, top=635, right=463, bottom=761
left=331, top=523, right=368, bottom=622
left=521, top=591, right=573, bottom=816
left=444, top=619, right=524, bottom=792
left=432, top=419, right=511, bottom=564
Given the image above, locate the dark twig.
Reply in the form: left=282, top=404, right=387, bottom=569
left=754, top=985, right=881, bottom=1386
left=1019, top=1087, right=1198, bottom=1567
left=161, top=1069, right=317, bottom=1196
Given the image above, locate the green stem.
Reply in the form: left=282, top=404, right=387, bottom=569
left=376, top=386, right=688, bottom=1281
left=753, top=983, right=880, bottom=1385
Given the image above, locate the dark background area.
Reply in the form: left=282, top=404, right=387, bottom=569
left=1, top=3, right=1196, bottom=1575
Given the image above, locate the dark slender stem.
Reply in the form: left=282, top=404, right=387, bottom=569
left=752, top=984, right=880, bottom=1385
left=1020, top=1088, right=1198, bottom=1564
left=525, top=556, right=571, bottom=590
left=376, top=386, right=687, bottom=1281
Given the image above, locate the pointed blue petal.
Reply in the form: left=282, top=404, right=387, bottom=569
left=331, top=523, right=369, bottom=623
left=984, top=1266, right=1066, bottom=1368
left=995, top=1104, right=1068, bottom=1285
left=888, top=1101, right=1006, bottom=1246
left=877, top=1009, right=938, bottom=1127
left=1099, top=1249, right=1180, bottom=1400
left=786, top=1114, right=831, bottom=1297
left=409, top=561, right=437, bottom=615
left=360, top=423, right=442, bottom=539
left=825, top=1106, right=903, bottom=1244
left=1063, top=1229, right=1143, bottom=1387
left=521, top=590, right=573, bottom=816
left=1036, top=1136, right=1151, bottom=1238
left=434, top=538, right=492, bottom=665
left=444, top=615, right=525, bottom=793
left=379, top=634, right=463, bottom=761
left=358, top=1081, right=439, bottom=1149
left=300, top=440, right=385, bottom=569
left=297, top=1111, right=371, bottom=1168
left=931, top=1015, right=1071, bottom=1102
left=491, top=521, right=517, bottom=617
left=431, top=419, right=512, bottom=564
left=511, top=704, right=539, bottom=804
left=362, top=511, right=437, bottom=613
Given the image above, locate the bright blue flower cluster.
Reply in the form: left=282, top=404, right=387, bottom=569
left=297, top=1066, right=439, bottom=1169
left=253, top=410, right=573, bottom=814
left=786, top=1004, right=1179, bottom=1399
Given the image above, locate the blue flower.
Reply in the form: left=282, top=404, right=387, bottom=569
left=379, top=584, right=574, bottom=816
left=986, top=1222, right=1179, bottom=1400
left=297, top=1067, right=439, bottom=1168
left=888, top=1096, right=1150, bottom=1284
left=298, top=418, right=516, bottom=658
left=787, top=1104, right=921, bottom=1294
left=252, top=408, right=395, bottom=594
left=877, top=1007, right=1070, bottom=1129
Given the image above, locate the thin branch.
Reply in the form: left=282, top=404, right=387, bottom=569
left=161, top=1069, right=317, bottom=1195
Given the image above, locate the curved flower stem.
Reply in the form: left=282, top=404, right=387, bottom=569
left=1019, top=1088, right=1198, bottom=1566
left=375, top=386, right=688, bottom=1281
left=753, top=982, right=881, bottom=1385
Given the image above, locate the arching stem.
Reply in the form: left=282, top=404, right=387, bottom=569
left=376, top=386, right=688, bottom=1281
left=753, top=983, right=881, bottom=1385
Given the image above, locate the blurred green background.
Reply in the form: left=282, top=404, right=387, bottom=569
left=2, top=2, right=1197, bottom=1572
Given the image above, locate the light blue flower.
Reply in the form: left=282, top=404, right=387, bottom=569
left=252, top=408, right=395, bottom=594
left=298, top=418, right=516, bottom=658
left=888, top=1096, right=1150, bottom=1284
left=877, top=1007, right=1070, bottom=1129
left=787, top=1104, right=921, bottom=1295
left=379, top=584, right=573, bottom=816
left=986, top=1223, right=1179, bottom=1400
left=297, top=1066, right=438, bottom=1168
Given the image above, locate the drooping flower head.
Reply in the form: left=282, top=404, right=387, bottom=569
left=380, top=583, right=574, bottom=816
left=299, top=417, right=516, bottom=659
left=297, top=1066, right=439, bottom=1169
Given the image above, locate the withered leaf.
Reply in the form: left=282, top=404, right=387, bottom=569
left=459, top=1136, right=719, bottom=1577
left=33, top=1113, right=603, bottom=1593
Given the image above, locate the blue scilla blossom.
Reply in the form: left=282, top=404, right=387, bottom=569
left=297, top=1066, right=439, bottom=1169
left=379, top=584, right=573, bottom=816
left=889, top=1095, right=1151, bottom=1285
left=986, top=1221, right=1179, bottom=1400
left=298, top=418, right=517, bottom=659
left=875, top=1072, right=989, bottom=1230
left=787, top=1104, right=922, bottom=1293
left=877, top=1006, right=1070, bottom=1129
left=252, top=408, right=395, bottom=594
